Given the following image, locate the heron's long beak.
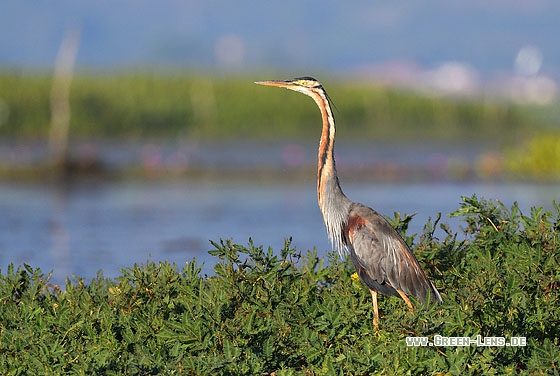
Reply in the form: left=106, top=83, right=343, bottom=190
left=254, top=80, right=295, bottom=89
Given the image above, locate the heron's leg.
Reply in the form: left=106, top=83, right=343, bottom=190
left=396, top=289, right=414, bottom=312
left=370, top=289, right=379, bottom=330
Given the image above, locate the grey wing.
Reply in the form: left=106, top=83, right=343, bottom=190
left=344, top=204, right=442, bottom=303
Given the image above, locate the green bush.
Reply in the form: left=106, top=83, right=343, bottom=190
left=0, top=195, right=558, bottom=374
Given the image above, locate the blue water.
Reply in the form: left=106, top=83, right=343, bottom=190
left=1, top=178, right=557, bottom=286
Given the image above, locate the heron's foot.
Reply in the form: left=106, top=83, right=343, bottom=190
left=373, top=316, right=380, bottom=330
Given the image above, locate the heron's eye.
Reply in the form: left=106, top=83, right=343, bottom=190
left=295, top=79, right=318, bottom=88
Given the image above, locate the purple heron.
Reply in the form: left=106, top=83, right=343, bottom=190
left=255, top=77, right=442, bottom=329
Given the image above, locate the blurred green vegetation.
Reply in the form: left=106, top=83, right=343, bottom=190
left=1, top=196, right=559, bottom=374
left=0, top=72, right=554, bottom=142
left=504, top=133, right=560, bottom=181
left=3, top=72, right=559, bottom=180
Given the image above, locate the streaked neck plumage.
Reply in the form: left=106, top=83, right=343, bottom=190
left=308, top=87, right=352, bottom=255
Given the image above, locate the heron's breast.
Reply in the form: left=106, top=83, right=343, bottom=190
left=344, top=214, right=367, bottom=244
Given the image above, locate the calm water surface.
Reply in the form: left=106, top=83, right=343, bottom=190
left=1, top=179, right=557, bottom=285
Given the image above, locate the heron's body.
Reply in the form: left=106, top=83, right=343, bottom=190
left=256, top=77, right=441, bottom=328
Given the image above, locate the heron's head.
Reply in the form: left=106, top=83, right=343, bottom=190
left=255, top=77, right=323, bottom=97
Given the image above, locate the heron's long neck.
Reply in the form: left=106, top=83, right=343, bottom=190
left=311, top=90, right=351, bottom=254
left=315, top=93, right=340, bottom=202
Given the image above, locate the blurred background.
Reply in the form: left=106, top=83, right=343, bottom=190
left=1, top=1, right=559, bottom=284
